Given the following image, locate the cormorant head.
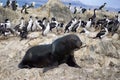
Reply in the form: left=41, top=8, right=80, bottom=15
left=5, top=19, right=10, bottom=23
left=88, top=18, right=92, bottom=21
left=21, top=17, right=24, bottom=20
left=94, top=8, right=98, bottom=11
left=30, top=16, right=32, bottom=18
left=42, top=17, right=47, bottom=21
left=74, top=16, right=77, bottom=19
left=80, top=30, right=85, bottom=33
left=51, top=17, right=56, bottom=21
left=35, top=17, right=38, bottom=19
left=104, top=3, right=107, bottom=5
left=69, top=3, right=71, bottom=5
left=118, top=11, right=120, bottom=14
left=78, top=17, right=81, bottom=20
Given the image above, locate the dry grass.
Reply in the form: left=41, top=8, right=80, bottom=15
left=0, top=7, right=19, bottom=23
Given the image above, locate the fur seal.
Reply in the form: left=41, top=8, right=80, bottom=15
left=18, top=34, right=82, bottom=71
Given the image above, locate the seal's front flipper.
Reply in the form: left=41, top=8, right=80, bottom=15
left=66, top=54, right=81, bottom=68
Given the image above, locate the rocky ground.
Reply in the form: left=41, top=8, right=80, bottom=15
left=0, top=30, right=120, bottom=80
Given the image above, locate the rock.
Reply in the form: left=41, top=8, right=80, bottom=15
left=38, top=0, right=73, bottom=22
left=28, top=32, right=40, bottom=39
left=8, top=51, right=16, bottom=58
left=112, top=33, right=119, bottom=40
left=0, top=7, right=19, bottom=23
left=28, top=38, right=42, bottom=46
left=95, top=41, right=120, bottom=59
left=109, top=61, right=116, bottom=67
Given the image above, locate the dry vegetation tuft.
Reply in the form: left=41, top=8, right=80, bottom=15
left=0, top=7, right=19, bottom=23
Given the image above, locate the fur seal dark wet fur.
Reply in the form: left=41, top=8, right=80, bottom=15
left=18, top=34, right=82, bottom=71
left=18, top=44, right=53, bottom=68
